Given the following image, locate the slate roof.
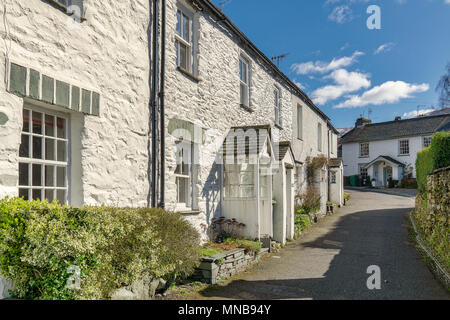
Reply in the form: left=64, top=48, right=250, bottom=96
left=329, top=158, right=343, bottom=168
left=222, top=125, right=271, bottom=157
left=363, top=156, right=405, bottom=169
left=340, top=114, right=450, bottom=144
left=274, top=142, right=292, bottom=161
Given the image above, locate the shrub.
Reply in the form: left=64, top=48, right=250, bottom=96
left=416, top=147, right=434, bottom=193
left=430, top=131, right=450, bottom=170
left=0, top=198, right=201, bottom=300
left=295, top=186, right=321, bottom=214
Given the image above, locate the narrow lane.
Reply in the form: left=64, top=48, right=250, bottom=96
left=196, top=189, right=449, bottom=300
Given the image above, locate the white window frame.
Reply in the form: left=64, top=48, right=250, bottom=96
left=18, top=106, right=70, bottom=204
left=423, top=136, right=432, bottom=148
left=175, top=7, right=194, bottom=74
left=330, top=171, right=337, bottom=184
left=175, top=140, right=194, bottom=209
left=317, top=123, right=322, bottom=152
left=239, top=55, right=250, bottom=107
left=399, top=139, right=410, bottom=155
left=359, top=142, right=369, bottom=158
left=274, top=86, right=282, bottom=127
left=224, top=164, right=256, bottom=199
left=297, top=104, right=303, bottom=140
left=359, top=164, right=368, bottom=180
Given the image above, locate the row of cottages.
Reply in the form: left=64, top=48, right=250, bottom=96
left=0, top=0, right=342, bottom=246
left=341, top=115, right=450, bottom=186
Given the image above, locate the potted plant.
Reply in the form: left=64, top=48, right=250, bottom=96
left=326, top=201, right=334, bottom=214
left=371, top=178, right=376, bottom=187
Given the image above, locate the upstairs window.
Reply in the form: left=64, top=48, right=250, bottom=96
left=175, top=9, right=194, bottom=73
left=297, top=105, right=303, bottom=140
left=359, top=142, right=369, bottom=157
left=423, top=136, right=432, bottom=148
left=19, top=107, right=69, bottom=204
left=399, top=139, right=410, bottom=155
left=239, top=56, right=250, bottom=107
left=51, top=0, right=84, bottom=21
left=274, top=87, right=282, bottom=127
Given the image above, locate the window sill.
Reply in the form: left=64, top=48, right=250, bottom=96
left=177, top=67, right=201, bottom=83
left=398, top=154, right=410, bottom=157
left=44, top=0, right=87, bottom=22
left=178, top=210, right=202, bottom=216
left=359, top=156, right=370, bottom=159
left=240, top=104, right=254, bottom=113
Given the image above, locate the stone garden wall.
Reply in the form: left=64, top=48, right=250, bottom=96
left=192, top=248, right=269, bottom=285
left=414, top=166, right=449, bottom=275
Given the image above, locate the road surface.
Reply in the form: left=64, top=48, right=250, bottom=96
left=195, top=189, right=449, bottom=300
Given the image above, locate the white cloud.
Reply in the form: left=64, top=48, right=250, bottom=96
left=445, top=0, right=450, bottom=5
left=312, top=69, right=371, bottom=105
left=334, top=81, right=430, bottom=109
left=294, top=81, right=306, bottom=90
left=291, top=51, right=364, bottom=75
left=374, top=42, right=396, bottom=55
left=328, top=5, right=353, bottom=24
left=403, top=109, right=435, bottom=118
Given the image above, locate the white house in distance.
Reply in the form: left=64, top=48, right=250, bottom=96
left=341, top=115, right=450, bottom=187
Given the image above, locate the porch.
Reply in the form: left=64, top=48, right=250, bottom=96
left=363, top=156, right=405, bottom=187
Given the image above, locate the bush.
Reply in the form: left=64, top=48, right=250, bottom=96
left=0, top=198, right=201, bottom=300
left=295, top=186, right=321, bottom=214
left=416, top=147, right=434, bottom=193
left=430, top=131, right=450, bottom=170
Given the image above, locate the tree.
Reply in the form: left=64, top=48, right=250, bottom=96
left=436, top=63, right=450, bottom=108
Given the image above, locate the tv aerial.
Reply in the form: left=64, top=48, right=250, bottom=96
left=271, top=53, right=290, bottom=68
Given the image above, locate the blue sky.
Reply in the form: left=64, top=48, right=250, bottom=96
left=211, top=0, right=450, bottom=128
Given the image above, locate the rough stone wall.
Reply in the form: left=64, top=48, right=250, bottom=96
left=414, top=167, right=449, bottom=271
left=0, top=0, right=152, bottom=207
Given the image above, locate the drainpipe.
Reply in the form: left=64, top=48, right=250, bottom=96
left=151, top=0, right=160, bottom=208
left=159, top=0, right=166, bottom=208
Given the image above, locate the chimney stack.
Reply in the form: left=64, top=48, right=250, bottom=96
left=395, top=116, right=402, bottom=121
left=355, top=117, right=372, bottom=128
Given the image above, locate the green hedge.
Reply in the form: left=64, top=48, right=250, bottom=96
left=0, top=198, right=201, bottom=300
left=430, top=131, right=450, bottom=170
left=416, top=131, right=450, bottom=193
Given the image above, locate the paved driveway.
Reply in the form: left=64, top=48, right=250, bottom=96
left=196, top=189, right=449, bottom=300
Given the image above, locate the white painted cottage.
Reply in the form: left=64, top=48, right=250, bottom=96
left=341, top=115, right=450, bottom=187
left=0, top=0, right=343, bottom=244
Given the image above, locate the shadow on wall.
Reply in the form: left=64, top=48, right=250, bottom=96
left=201, top=161, right=222, bottom=227
left=196, top=206, right=448, bottom=300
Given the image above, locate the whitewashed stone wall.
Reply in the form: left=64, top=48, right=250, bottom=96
left=163, top=0, right=296, bottom=232
left=0, top=0, right=152, bottom=206
left=342, top=136, right=425, bottom=178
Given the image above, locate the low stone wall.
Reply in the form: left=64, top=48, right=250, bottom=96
left=192, top=248, right=269, bottom=285
left=414, top=167, right=449, bottom=274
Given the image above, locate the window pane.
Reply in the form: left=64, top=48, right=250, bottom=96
left=177, top=177, right=188, bottom=204
left=182, top=14, right=189, bottom=41
left=23, top=109, right=30, bottom=132
left=19, top=163, right=29, bottom=186
left=240, top=84, right=248, bottom=105
left=45, top=138, right=55, bottom=160
left=45, top=115, right=55, bottom=137
left=179, top=42, right=188, bottom=69
left=45, top=189, right=55, bottom=202
left=19, top=134, right=30, bottom=158
left=32, top=189, right=42, bottom=201
left=33, top=136, right=42, bottom=159
left=176, top=11, right=181, bottom=36
left=56, top=190, right=66, bottom=204
left=240, top=186, right=254, bottom=198
left=57, top=118, right=66, bottom=139
left=32, top=111, right=42, bottom=134
left=45, top=165, right=55, bottom=187
left=32, top=164, right=42, bottom=186
left=57, top=167, right=66, bottom=187
left=19, top=188, right=29, bottom=201
left=57, top=141, right=66, bottom=162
